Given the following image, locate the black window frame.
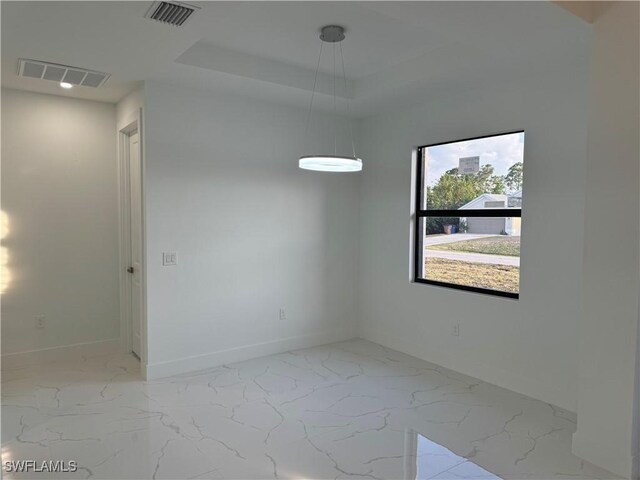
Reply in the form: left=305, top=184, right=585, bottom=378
left=413, top=130, right=523, bottom=299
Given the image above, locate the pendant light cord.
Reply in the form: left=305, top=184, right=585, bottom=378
left=303, top=29, right=357, bottom=161
left=333, top=42, right=337, bottom=155
left=303, top=41, right=323, bottom=152
left=339, top=41, right=357, bottom=159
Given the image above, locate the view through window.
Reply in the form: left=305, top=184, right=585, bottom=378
left=414, top=131, right=524, bottom=298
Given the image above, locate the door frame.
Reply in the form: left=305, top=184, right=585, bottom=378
left=117, top=108, right=147, bottom=371
left=633, top=290, right=640, bottom=480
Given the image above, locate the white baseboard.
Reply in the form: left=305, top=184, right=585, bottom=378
left=1, top=338, right=121, bottom=370
left=145, top=329, right=355, bottom=380
left=360, top=326, right=576, bottom=413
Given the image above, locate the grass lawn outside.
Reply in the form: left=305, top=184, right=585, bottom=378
left=428, top=235, right=520, bottom=257
left=425, top=257, right=519, bottom=293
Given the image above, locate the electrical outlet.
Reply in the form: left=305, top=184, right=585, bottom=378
left=452, top=323, right=460, bottom=337
left=35, top=315, right=45, bottom=330
left=279, top=308, right=287, bottom=320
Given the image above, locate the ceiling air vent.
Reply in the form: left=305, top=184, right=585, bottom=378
left=17, top=59, right=110, bottom=88
left=145, top=1, right=199, bottom=26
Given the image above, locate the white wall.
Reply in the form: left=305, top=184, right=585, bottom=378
left=142, top=81, right=359, bottom=377
left=357, top=59, right=591, bottom=412
left=1, top=88, right=119, bottom=356
left=117, top=86, right=144, bottom=131
left=573, top=3, right=640, bottom=478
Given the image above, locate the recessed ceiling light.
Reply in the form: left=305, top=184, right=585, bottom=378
left=60, top=82, right=73, bottom=89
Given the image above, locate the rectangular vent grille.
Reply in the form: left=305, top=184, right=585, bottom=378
left=18, top=59, right=110, bottom=88
left=145, top=1, right=198, bottom=26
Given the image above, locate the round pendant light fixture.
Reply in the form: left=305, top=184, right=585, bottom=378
left=299, top=25, right=362, bottom=173
left=299, top=155, right=362, bottom=172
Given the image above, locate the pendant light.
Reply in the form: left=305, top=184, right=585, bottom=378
left=299, top=25, right=362, bottom=172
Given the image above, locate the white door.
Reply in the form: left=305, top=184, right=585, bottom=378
left=129, top=132, right=143, bottom=358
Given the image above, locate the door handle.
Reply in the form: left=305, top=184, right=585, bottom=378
left=127, top=267, right=134, bottom=274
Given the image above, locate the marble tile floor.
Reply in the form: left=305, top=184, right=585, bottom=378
left=1, top=339, right=619, bottom=480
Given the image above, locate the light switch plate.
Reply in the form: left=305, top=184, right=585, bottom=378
left=163, top=252, right=177, bottom=266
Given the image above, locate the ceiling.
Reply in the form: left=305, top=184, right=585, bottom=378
left=1, top=1, right=591, bottom=117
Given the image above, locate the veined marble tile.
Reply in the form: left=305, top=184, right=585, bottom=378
left=2, top=403, right=220, bottom=479
left=2, top=340, right=619, bottom=480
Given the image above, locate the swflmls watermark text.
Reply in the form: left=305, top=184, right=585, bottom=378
left=3, top=460, right=78, bottom=473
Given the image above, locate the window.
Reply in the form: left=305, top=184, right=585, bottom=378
left=414, top=131, right=524, bottom=298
